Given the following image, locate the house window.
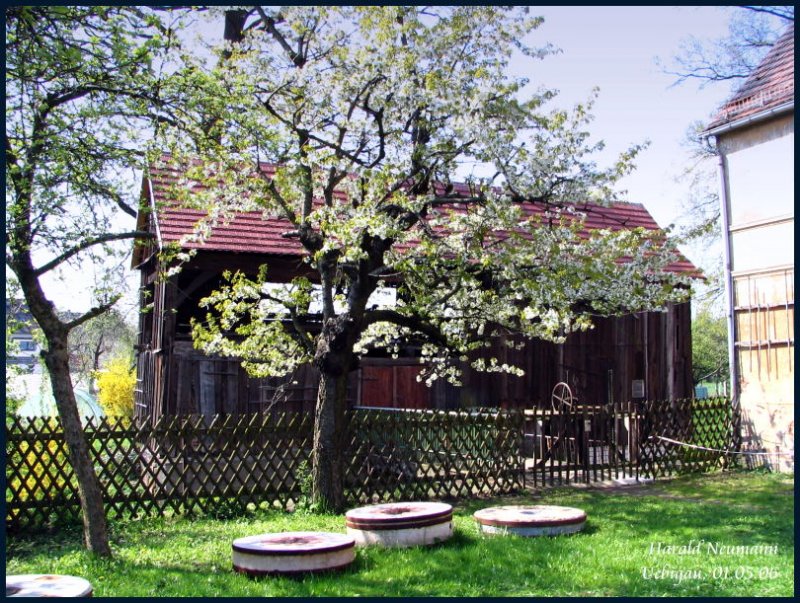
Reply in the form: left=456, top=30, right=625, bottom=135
left=18, top=340, right=37, bottom=352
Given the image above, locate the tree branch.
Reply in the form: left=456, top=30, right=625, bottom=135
left=741, top=6, right=794, bottom=21
left=362, top=309, right=450, bottom=348
left=255, top=7, right=307, bottom=67
left=265, top=177, right=299, bottom=227
left=260, top=291, right=317, bottom=354
left=65, top=297, right=121, bottom=332
left=33, top=231, right=154, bottom=277
left=5, top=133, right=19, bottom=170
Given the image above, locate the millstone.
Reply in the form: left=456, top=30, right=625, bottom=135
left=6, top=574, right=93, bottom=597
left=474, top=505, right=587, bottom=537
left=232, top=531, right=356, bottom=576
left=345, top=501, right=453, bottom=547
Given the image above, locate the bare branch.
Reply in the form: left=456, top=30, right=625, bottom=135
left=661, top=7, right=791, bottom=88
left=741, top=6, right=794, bottom=21
left=33, top=231, right=154, bottom=277
left=65, top=297, right=121, bottom=332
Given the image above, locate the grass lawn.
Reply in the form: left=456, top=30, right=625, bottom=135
left=5, top=470, right=794, bottom=597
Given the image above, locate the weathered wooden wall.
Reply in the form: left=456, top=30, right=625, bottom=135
left=449, top=302, right=693, bottom=409
left=732, top=267, right=794, bottom=471
left=161, top=342, right=358, bottom=416
left=134, top=251, right=693, bottom=421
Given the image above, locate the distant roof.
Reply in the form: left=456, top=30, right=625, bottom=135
left=5, top=299, right=81, bottom=329
left=705, top=23, right=794, bottom=131
left=16, top=387, right=105, bottom=421
left=135, top=159, right=699, bottom=276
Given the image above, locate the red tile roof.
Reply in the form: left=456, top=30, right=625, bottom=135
left=138, top=161, right=698, bottom=276
left=706, top=23, right=794, bottom=131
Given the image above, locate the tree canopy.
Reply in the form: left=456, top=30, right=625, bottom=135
left=5, top=6, right=182, bottom=306
left=692, top=306, right=730, bottom=389
left=69, top=309, right=136, bottom=394
left=5, top=6, right=700, bottom=515
left=173, top=7, right=692, bottom=383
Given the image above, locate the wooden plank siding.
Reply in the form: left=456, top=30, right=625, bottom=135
left=134, top=251, right=692, bottom=421
left=135, top=303, right=692, bottom=421
left=454, top=302, right=692, bottom=410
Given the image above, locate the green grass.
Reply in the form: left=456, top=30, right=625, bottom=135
left=5, top=470, right=794, bottom=597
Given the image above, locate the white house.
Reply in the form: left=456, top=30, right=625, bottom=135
left=703, top=24, right=794, bottom=471
left=5, top=301, right=42, bottom=372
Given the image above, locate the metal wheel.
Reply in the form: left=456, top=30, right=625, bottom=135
left=551, top=382, right=574, bottom=412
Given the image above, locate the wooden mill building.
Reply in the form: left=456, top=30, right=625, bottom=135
left=131, top=162, right=698, bottom=421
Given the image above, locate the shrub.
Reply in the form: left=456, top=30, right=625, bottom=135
left=96, top=356, right=136, bottom=417
left=6, top=418, right=73, bottom=508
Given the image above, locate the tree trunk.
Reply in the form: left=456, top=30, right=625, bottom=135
left=43, top=337, right=112, bottom=557
left=14, top=253, right=113, bottom=556
left=311, top=370, right=350, bottom=513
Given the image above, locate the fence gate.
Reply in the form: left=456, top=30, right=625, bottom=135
left=524, top=398, right=740, bottom=486
left=524, top=401, right=642, bottom=487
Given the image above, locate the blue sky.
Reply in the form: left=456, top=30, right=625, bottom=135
left=515, top=6, right=733, bottom=246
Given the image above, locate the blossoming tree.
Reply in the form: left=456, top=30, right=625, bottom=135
left=173, top=6, right=693, bottom=511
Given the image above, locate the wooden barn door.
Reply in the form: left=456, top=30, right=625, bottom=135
left=360, top=362, right=429, bottom=409
left=198, top=358, right=242, bottom=418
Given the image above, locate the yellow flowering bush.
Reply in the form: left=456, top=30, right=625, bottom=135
left=96, top=356, right=136, bottom=417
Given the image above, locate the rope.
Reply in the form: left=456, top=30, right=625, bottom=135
left=651, top=435, right=795, bottom=458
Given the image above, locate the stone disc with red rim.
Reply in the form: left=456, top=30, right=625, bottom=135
left=345, top=502, right=452, bottom=530
left=474, top=505, right=587, bottom=536
left=232, top=531, right=356, bottom=576
left=232, top=531, right=355, bottom=556
left=6, top=574, right=93, bottom=597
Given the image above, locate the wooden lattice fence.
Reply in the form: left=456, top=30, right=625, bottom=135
left=5, top=399, right=739, bottom=532
left=345, top=408, right=525, bottom=503
left=5, top=408, right=524, bottom=532
left=523, top=397, right=740, bottom=486
left=5, top=412, right=316, bottom=531
left=638, top=397, right=741, bottom=477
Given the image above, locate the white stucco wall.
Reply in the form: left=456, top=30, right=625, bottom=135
left=725, top=129, right=794, bottom=224
left=723, top=117, right=794, bottom=274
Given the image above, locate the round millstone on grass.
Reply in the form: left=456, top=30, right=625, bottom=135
left=6, top=574, right=93, bottom=597
left=473, top=505, right=587, bottom=537
left=345, top=501, right=453, bottom=547
left=232, top=531, right=356, bottom=577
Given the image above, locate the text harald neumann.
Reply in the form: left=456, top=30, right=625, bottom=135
left=649, top=540, right=779, bottom=556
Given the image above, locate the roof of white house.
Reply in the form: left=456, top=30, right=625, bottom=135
left=705, top=23, right=794, bottom=132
